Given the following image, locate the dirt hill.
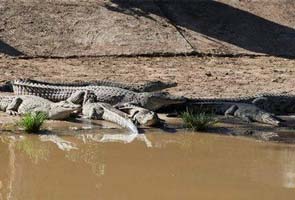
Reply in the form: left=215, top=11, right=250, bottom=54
left=0, top=0, right=295, bottom=57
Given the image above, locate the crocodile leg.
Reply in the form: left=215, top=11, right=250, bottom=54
left=82, top=105, right=104, bottom=120
left=115, top=103, right=161, bottom=126
left=66, top=90, right=86, bottom=104
left=6, top=97, right=23, bottom=115
left=81, top=91, right=103, bottom=120
left=225, top=104, right=254, bottom=123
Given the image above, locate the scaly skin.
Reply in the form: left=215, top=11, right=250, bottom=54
left=75, top=91, right=160, bottom=128
left=114, top=103, right=160, bottom=126
left=82, top=93, right=138, bottom=134
left=12, top=79, right=295, bottom=115
left=168, top=102, right=282, bottom=126
left=187, top=93, right=295, bottom=115
left=0, top=95, right=80, bottom=120
left=155, top=93, right=295, bottom=115
left=11, top=78, right=177, bottom=94
left=13, top=79, right=186, bottom=111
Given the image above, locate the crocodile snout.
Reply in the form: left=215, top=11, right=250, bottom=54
left=64, top=103, right=81, bottom=110
left=49, top=101, right=81, bottom=120
left=145, top=92, right=187, bottom=111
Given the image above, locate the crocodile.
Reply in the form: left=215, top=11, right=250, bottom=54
left=182, top=102, right=282, bottom=126
left=11, top=79, right=294, bottom=126
left=82, top=92, right=138, bottom=134
left=13, top=79, right=186, bottom=111
left=0, top=95, right=81, bottom=120
left=11, top=78, right=177, bottom=94
left=156, top=93, right=295, bottom=115
left=11, top=79, right=295, bottom=115
left=188, top=94, right=295, bottom=115
left=75, top=89, right=280, bottom=126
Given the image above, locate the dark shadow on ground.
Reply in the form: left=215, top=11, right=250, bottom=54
left=0, top=40, right=24, bottom=56
left=107, top=0, right=295, bottom=58
left=0, top=81, right=13, bottom=92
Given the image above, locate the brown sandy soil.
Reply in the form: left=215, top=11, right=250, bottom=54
left=1, top=0, right=295, bottom=57
left=0, top=55, right=295, bottom=98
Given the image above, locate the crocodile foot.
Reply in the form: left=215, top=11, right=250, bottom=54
left=6, top=110, right=19, bottom=116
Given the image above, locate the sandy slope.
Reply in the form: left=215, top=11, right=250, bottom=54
left=1, top=0, right=295, bottom=57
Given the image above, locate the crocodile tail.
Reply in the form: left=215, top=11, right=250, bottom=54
left=12, top=79, right=78, bottom=101
left=100, top=103, right=139, bottom=134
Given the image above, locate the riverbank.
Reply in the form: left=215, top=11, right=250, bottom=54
left=1, top=55, right=295, bottom=143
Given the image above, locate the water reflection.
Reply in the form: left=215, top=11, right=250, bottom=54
left=65, top=141, right=105, bottom=177
left=280, top=147, right=295, bottom=189
left=76, top=133, right=152, bottom=148
left=0, top=135, right=107, bottom=199
left=16, top=137, right=50, bottom=163
left=0, top=134, right=295, bottom=199
left=39, top=135, right=78, bottom=151
left=7, top=139, right=15, bottom=200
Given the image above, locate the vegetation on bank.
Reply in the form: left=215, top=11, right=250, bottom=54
left=181, top=109, right=216, bottom=131
left=18, top=112, right=47, bottom=133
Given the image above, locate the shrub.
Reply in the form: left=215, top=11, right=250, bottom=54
left=181, top=109, right=217, bottom=131
left=18, top=112, right=47, bottom=133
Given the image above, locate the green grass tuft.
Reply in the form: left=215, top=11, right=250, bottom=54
left=18, top=112, right=47, bottom=133
left=181, top=109, right=217, bottom=131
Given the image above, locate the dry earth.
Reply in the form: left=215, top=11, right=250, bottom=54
left=1, top=0, right=295, bottom=57
left=1, top=55, right=295, bottom=98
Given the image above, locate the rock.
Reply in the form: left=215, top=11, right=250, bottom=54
left=271, top=77, right=285, bottom=83
left=205, top=72, right=212, bottom=77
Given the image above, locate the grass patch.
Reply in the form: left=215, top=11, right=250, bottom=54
left=181, top=109, right=217, bottom=131
left=18, top=112, right=47, bottom=133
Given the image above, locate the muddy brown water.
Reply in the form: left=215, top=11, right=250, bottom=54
left=0, top=130, right=295, bottom=200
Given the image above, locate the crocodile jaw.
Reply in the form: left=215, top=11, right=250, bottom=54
left=143, top=93, right=187, bottom=111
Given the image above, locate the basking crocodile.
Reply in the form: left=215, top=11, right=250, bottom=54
left=10, top=79, right=291, bottom=126
left=13, top=80, right=186, bottom=111
left=0, top=95, right=81, bottom=120
left=183, top=102, right=282, bottom=126
left=155, top=93, right=295, bottom=116
left=82, top=92, right=138, bottom=134
left=74, top=89, right=280, bottom=126
left=12, top=79, right=295, bottom=115
left=186, top=93, right=295, bottom=115
left=11, top=78, right=176, bottom=94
